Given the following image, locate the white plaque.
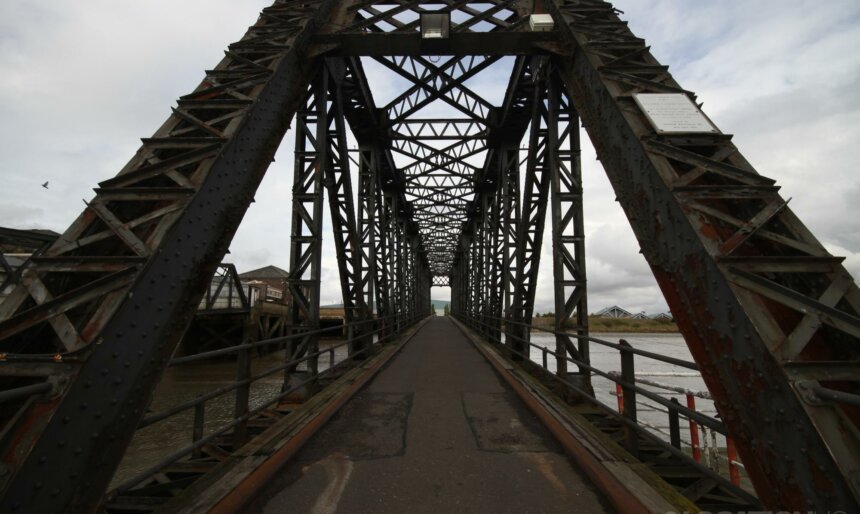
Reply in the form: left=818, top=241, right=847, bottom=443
left=633, top=93, right=719, bottom=134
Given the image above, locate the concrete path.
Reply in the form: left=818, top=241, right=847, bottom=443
left=246, top=317, right=613, bottom=514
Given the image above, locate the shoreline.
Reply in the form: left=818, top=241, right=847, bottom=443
left=530, top=316, right=679, bottom=334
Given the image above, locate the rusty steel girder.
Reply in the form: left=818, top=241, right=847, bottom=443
left=545, top=0, right=860, bottom=511
left=0, top=1, right=341, bottom=511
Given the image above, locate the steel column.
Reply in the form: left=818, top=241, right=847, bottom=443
left=358, top=145, right=379, bottom=316
left=508, top=60, right=551, bottom=357
left=285, top=73, right=327, bottom=380
left=548, top=72, right=590, bottom=379
left=320, top=60, right=371, bottom=355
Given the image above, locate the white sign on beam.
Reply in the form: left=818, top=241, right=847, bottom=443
left=633, top=93, right=719, bottom=134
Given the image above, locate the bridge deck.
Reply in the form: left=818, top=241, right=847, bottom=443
left=246, top=317, right=613, bottom=513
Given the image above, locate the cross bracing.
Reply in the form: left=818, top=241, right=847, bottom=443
left=0, top=1, right=857, bottom=513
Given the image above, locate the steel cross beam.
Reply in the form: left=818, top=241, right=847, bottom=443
left=546, top=0, right=860, bottom=510
left=377, top=55, right=499, bottom=124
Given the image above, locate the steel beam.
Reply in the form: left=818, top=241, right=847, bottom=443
left=285, top=72, right=327, bottom=379
left=507, top=59, right=551, bottom=356
left=546, top=0, right=860, bottom=509
left=321, top=60, right=372, bottom=354
left=0, top=2, right=338, bottom=510
left=547, top=73, right=589, bottom=378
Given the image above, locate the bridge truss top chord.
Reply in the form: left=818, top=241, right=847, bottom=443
left=0, top=1, right=858, bottom=512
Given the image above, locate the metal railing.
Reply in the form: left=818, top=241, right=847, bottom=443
left=454, top=312, right=756, bottom=495
left=109, top=310, right=426, bottom=495
left=610, top=373, right=744, bottom=486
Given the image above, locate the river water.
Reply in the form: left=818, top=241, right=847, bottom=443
left=113, top=331, right=718, bottom=488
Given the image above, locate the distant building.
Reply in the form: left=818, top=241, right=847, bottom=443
left=630, top=311, right=649, bottom=320
left=594, top=306, right=632, bottom=318
left=239, top=265, right=290, bottom=305
left=650, top=312, right=673, bottom=321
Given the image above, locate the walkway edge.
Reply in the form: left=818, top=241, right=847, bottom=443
left=160, top=316, right=434, bottom=514
left=449, top=317, right=667, bottom=514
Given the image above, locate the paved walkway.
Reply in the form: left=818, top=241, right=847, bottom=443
left=247, top=317, right=613, bottom=513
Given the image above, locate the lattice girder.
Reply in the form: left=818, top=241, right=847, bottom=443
left=544, top=0, right=860, bottom=510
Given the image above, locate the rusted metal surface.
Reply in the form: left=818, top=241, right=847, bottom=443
left=0, top=1, right=342, bottom=511
left=542, top=0, right=859, bottom=510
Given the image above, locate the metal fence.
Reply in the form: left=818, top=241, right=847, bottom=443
left=455, top=312, right=755, bottom=494
left=105, top=310, right=425, bottom=498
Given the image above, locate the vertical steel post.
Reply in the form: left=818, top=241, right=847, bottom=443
left=727, top=437, right=741, bottom=486
left=508, top=58, right=550, bottom=359
left=488, top=178, right=504, bottom=342
left=669, top=398, right=682, bottom=450
left=192, top=401, right=205, bottom=459
left=549, top=71, right=590, bottom=380
left=687, top=394, right=702, bottom=463
left=285, top=71, right=327, bottom=385
left=378, top=189, right=395, bottom=337
left=233, top=344, right=251, bottom=449
left=321, top=60, right=371, bottom=358
left=358, top=145, right=379, bottom=317
left=547, top=72, right=568, bottom=376
left=620, top=340, right=639, bottom=457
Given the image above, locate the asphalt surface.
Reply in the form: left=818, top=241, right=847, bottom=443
left=246, top=316, right=613, bottom=514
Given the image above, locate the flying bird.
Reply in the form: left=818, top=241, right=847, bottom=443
left=41, top=181, right=49, bottom=189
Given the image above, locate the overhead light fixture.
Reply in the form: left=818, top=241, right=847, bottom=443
left=529, top=14, right=555, bottom=32
left=421, top=13, right=450, bottom=39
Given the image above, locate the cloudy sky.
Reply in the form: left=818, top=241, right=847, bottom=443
left=1, top=0, right=858, bottom=315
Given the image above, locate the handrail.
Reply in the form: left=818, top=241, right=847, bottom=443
left=481, top=312, right=698, bottom=370
left=458, top=313, right=724, bottom=430
left=110, top=309, right=428, bottom=493
left=169, top=313, right=397, bottom=366
left=454, top=311, right=754, bottom=491
left=139, top=321, right=391, bottom=427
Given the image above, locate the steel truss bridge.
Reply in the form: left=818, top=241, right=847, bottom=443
left=0, top=1, right=858, bottom=512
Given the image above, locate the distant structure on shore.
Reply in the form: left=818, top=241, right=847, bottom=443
left=238, top=265, right=290, bottom=305
left=593, top=305, right=673, bottom=321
